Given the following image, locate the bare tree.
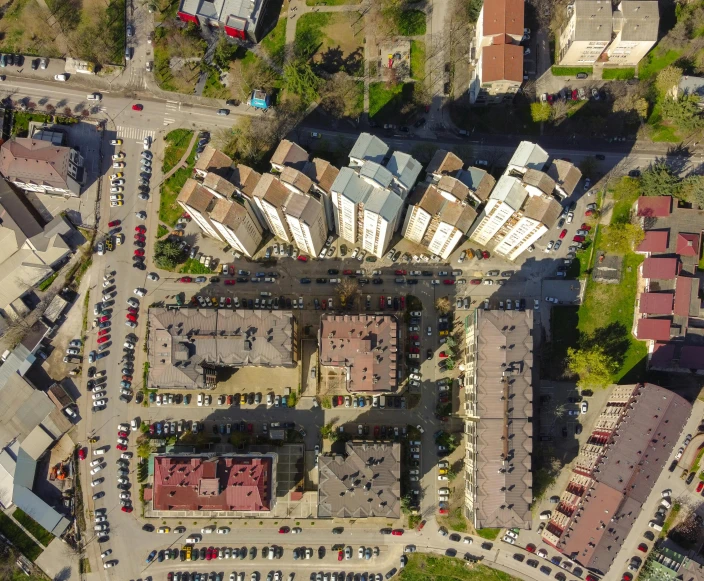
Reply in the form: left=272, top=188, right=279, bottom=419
left=62, top=107, right=72, bottom=117
left=435, top=297, right=451, bottom=314
left=336, top=278, right=360, bottom=305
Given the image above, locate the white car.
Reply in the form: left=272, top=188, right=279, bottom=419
left=90, top=477, right=104, bottom=487
left=116, top=438, right=128, bottom=446
left=217, top=527, right=230, bottom=534
left=93, top=399, right=107, bottom=406
left=197, top=393, right=204, bottom=406
left=134, top=288, right=146, bottom=297
left=505, top=530, right=518, bottom=539
left=502, top=535, right=516, bottom=544
left=112, top=162, right=125, bottom=168
left=109, top=140, right=122, bottom=146
left=124, top=341, right=135, bottom=349
left=119, top=492, right=131, bottom=500
left=201, top=526, right=215, bottom=534
left=90, top=464, right=104, bottom=475
left=92, top=392, right=106, bottom=400
left=94, top=446, right=108, bottom=455
left=111, top=178, right=125, bottom=186
left=131, top=418, right=139, bottom=430
left=581, top=401, right=588, bottom=414
left=144, top=136, right=151, bottom=150
left=545, top=241, right=555, bottom=252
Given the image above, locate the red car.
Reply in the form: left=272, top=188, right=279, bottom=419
left=297, top=255, right=308, bottom=262
left=99, top=316, right=110, bottom=323
left=279, top=527, right=290, bottom=534
left=126, top=314, right=137, bottom=322
left=134, top=233, right=145, bottom=240
left=98, top=328, right=110, bottom=336
left=134, top=249, right=145, bottom=257
left=573, top=235, right=585, bottom=242
left=571, top=89, right=578, bottom=101
left=623, top=574, right=632, bottom=581
left=343, top=270, right=353, bottom=275
left=247, top=423, right=253, bottom=433
left=697, top=481, right=704, bottom=493
left=439, top=351, right=448, bottom=358
left=179, top=277, right=192, bottom=283
left=224, top=279, right=236, bottom=285
left=321, top=300, right=327, bottom=310
left=580, top=223, right=592, bottom=230
left=547, top=94, right=554, bottom=104
left=379, top=297, right=385, bottom=309
left=116, top=444, right=127, bottom=451
left=482, top=250, right=490, bottom=259
left=391, top=529, right=404, bottom=536
left=374, top=426, right=380, bottom=438
left=409, top=347, right=420, bottom=354
left=122, top=375, right=133, bottom=382
left=127, top=307, right=138, bottom=314
left=206, top=548, right=213, bottom=560
left=586, top=576, right=597, bottom=581
left=108, top=220, right=120, bottom=228
left=410, top=335, right=419, bottom=340
left=337, top=396, right=343, bottom=406
left=395, top=270, right=407, bottom=275
left=118, top=431, right=128, bottom=438
left=400, top=296, right=405, bottom=309
left=135, top=225, right=146, bottom=233
left=443, top=280, right=455, bottom=285
left=470, top=279, right=482, bottom=285
left=559, top=229, right=567, bottom=239
left=132, top=104, right=143, bottom=111
left=526, top=544, right=536, bottom=553
left=637, top=543, right=648, bottom=552
left=121, top=506, right=133, bottom=513
left=97, top=336, right=109, bottom=344
left=338, top=551, right=343, bottom=561
left=78, top=448, right=86, bottom=460
left=585, top=209, right=594, bottom=217
left=416, top=520, right=425, bottom=531
left=438, top=508, right=448, bottom=514
left=225, top=298, right=231, bottom=307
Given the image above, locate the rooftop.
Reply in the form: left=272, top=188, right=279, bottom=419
left=319, top=314, right=399, bottom=393
left=194, top=145, right=233, bottom=177
left=270, top=140, right=308, bottom=171
left=547, top=160, right=582, bottom=197
left=636, top=196, right=671, bottom=217
left=636, top=230, right=669, bottom=254
left=318, top=441, right=401, bottom=518
left=303, top=158, right=340, bottom=193
left=482, top=0, right=524, bottom=37
left=0, top=138, right=78, bottom=194
left=481, top=42, right=524, bottom=83
left=617, top=0, right=659, bottom=42
left=572, top=0, right=612, bottom=41
left=426, top=150, right=464, bottom=178
left=636, top=318, right=672, bottom=342
left=349, top=133, right=389, bottom=165
left=642, top=257, right=679, bottom=280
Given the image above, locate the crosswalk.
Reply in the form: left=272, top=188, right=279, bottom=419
left=115, top=125, right=156, bottom=141
left=164, top=100, right=178, bottom=126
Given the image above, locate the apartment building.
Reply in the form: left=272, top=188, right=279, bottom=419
left=427, top=150, right=496, bottom=205
left=252, top=173, right=294, bottom=242
left=209, top=197, right=263, bottom=258
left=177, top=179, right=221, bottom=240
left=0, top=138, right=84, bottom=197
left=470, top=0, right=524, bottom=105
left=194, top=146, right=234, bottom=179
left=348, top=133, right=388, bottom=168
left=542, top=383, right=690, bottom=575
left=362, top=189, right=403, bottom=257
left=283, top=191, right=327, bottom=257
left=177, top=0, right=272, bottom=43
left=270, top=140, right=309, bottom=173
left=304, top=158, right=340, bottom=227
left=463, top=308, right=535, bottom=530
left=557, top=0, right=659, bottom=67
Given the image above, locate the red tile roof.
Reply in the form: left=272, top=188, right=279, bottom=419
left=481, top=43, right=524, bottom=83
left=679, top=346, right=704, bottom=370
left=639, top=292, right=673, bottom=315
left=636, top=196, right=671, bottom=217
left=483, top=0, right=524, bottom=36
left=650, top=342, right=676, bottom=368
left=636, top=230, right=668, bottom=253
left=676, top=233, right=700, bottom=257
left=642, top=257, right=679, bottom=280
left=153, top=455, right=273, bottom=512
left=673, top=276, right=693, bottom=317
left=636, top=318, right=671, bottom=341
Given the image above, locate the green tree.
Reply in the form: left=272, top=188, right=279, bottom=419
left=567, top=345, right=618, bottom=390
left=212, top=33, right=239, bottom=69
left=611, top=175, right=642, bottom=202
left=466, top=0, right=483, bottom=22
left=320, top=422, right=336, bottom=440
left=579, top=156, right=598, bottom=180
left=640, top=162, right=682, bottom=198
left=660, top=95, right=704, bottom=133
left=681, top=175, right=704, bottom=209
left=154, top=239, right=185, bottom=270
left=600, top=223, right=645, bottom=253
left=530, top=102, right=551, bottom=123
left=320, top=73, right=363, bottom=119
left=655, top=65, right=683, bottom=98
left=444, top=359, right=455, bottom=371
left=284, top=60, right=323, bottom=104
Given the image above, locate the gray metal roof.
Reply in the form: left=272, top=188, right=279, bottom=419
left=573, top=0, right=613, bottom=41
left=13, top=484, right=69, bottom=536
left=349, top=133, right=389, bottom=165
left=488, top=175, right=528, bottom=210
left=386, top=152, right=422, bottom=192
left=363, top=188, right=403, bottom=223
left=508, top=141, right=549, bottom=172
left=331, top=167, right=373, bottom=204
left=359, top=161, right=392, bottom=189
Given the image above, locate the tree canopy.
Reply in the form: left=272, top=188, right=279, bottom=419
left=567, top=345, right=618, bottom=390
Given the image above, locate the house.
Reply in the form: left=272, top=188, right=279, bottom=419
left=249, top=89, right=270, bottom=110
left=0, top=138, right=83, bottom=197
left=470, top=0, right=524, bottom=104
left=177, top=0, right=271, bottom=43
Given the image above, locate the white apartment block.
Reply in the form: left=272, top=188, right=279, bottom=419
left=469, top=175, right=525, bottom=246
left=252, top=173, right=293, bottom=242
left=361, top=189, right=403, bottom=257
left=283, top=192, right=328, bottom=257
left=605, top=1, right=659, bottom=66
left=177, top=179, right=221, bottom=240
left=209, top=198, right=263, bottom=258
left=348, top=133, right=388, bottom=168
left=557, top=0, right=612, bottom=65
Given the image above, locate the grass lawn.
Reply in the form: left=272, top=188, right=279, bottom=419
left=157, top=224, right=169, bottom=238
left=159, top=130, right=196, bottom=227
left=12, top=509, right=53, bottom=547
left=551, top=66, right=593, bottom=76
left=475, top=528, right=501, bottom=541
left=602, top=67, right=635, bottom=80
left=12, top=112, right=52, bottom=137
left=400, top=554, right=520, bottom=581
left=296, top=12, right=364, bottom=75
left=610, top=177, right=641, bottom=224
left=0, top=513, right=42, bottom=561
left=438, top=507, right=468, bottom=533
left=651, top=123, right=681, bottom=142
left=369, top=82, right=416, bottom=123
left=37, top=272, right=59, bottom=292
left=397, top=9, right=426, bottom=35
left=638, top=48, right=682, bottom=80
left=661, top=502, right=681, bottom=537
left=0, top=0, right=63, bottom=57
left=410, top=40, right=426, bottom=81
left=261, top=17, right=287, bottom=65
left=178, top=258, right=212, bottom=275
left=202, top=67, right=230, bottom=99
left=162, top=129, right=193, bottom=174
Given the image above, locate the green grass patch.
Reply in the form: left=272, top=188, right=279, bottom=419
left=0, top=513, right=42, bottom=561
left=691, top=447, right=704, bottom=475
left=610, top=177, right=642, bottom=224
left=651, top=123, right=681, bottom=143
left=12, top=509, right=53, bottom=547
left=551, top=66, right=593, bottom=76
left=295, top=12, right=331, bottom=55
left=410, top=40, right=426, bottom=81
left=162, top=129, right=193, bottom=174
left=202, top=66, right=230, bottom=99
left=79, top=558, right=91, bottom=574
left=661, top=502, right=681, bottom=537
left=12, top=112, right=53, bottom=137
left=602, top=67, right=635, bottom=80
left=261, top=17, right=287, bottom=65
left=37, top=271, right=59, bottom=292
left=369, top=82, right=416, bottom=122
left=400, top=553, right=520, bottom=581
left=397, top=9, right=426, bottom=35
left=178, top=258, right=212, bottom=275
left=157, top=224, right=169, bottom=238
left=638, top=48, right=682, bottom=80
left=476, top=528, right=501, bottom=541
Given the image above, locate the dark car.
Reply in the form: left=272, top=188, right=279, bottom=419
left=628, top=169, right=641, bottom=178
left=217, top=108, right=230, bottom=116
left=414, top=118, right=426, bottom=128
left=687, top=472, right=696, bottom=485
left=576, top=72, right=588, bottom=79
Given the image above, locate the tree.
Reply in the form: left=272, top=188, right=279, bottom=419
left=579, top=156, right=598, bottom=180
left=530, top=102, right=551, bottom=123
left=660, top=95, right=704, bottom=133
left=336, top=278, right=360, bottom=305
left=445, top=336, right=457, bottom=349
left=320, top=422, right=336, bottom=440
left=154, top=239, right=185, bottom=270
left=681, top=175, right=704, bottom=209
left=320, top=73, right=363, bottom=119
left=655, top=65, right=683, bottom=98
left=640, top=162, right=682, bottom=198
left=435, top=297, right=451, bottom=314
left=566, top=345, right=618, bottom=390
left=600, top=223, right=645, bottom=253
left=63, top=107, right=72, bottom=117
left=212, top=33, right=239, bottom=69
left=612, top=91, right=648, bottom=120
left=45, top=104, right=55, bottom=114
left=284, top=60, right=323, bottom=105
left=81, top=109, right=90, bottom=117
left=444, top=359, right=455, bottom=371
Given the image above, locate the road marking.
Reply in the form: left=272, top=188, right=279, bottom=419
left=163, top=118, right=175, bottom=125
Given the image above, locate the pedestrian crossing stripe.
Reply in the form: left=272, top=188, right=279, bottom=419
left=115, top=126, right=156, bottom=140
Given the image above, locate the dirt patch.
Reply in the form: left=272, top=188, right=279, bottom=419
left=320, top=366, right=347, bottom=396
left=302, top=12, right=364, bottom=76
left=0, top=0, right=64, bottom=57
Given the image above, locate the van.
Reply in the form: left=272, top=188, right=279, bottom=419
left=329, top=278, right=340, bottom=283
left=379, top=395, right=386, bottom=409
left=87, top=93, right=101, bottom=100
left=648, top=521, right=663, bottom=531
left=410, top=454, right=420, bottom=460
left=408, top=353, right=420, bottom=359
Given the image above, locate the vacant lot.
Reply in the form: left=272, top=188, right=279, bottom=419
left=369, top=82, right=425, bottom=124
left=0, top=0, right=63, bottom=57
left=296, top=12, right=364, bottom=75
left=262, top=17, right=287, bottom=66
left=229, top=49, right=282, bottom=103
left=153, top=23, right=207, bottom=94
left=400, top=554, right=520, bottom=581
left=159, top=130, right=195, bottom=227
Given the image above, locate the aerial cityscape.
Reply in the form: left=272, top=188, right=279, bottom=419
left=0, top=0, right=702, bottom=581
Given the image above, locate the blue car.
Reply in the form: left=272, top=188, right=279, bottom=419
left=358, top=397, right=365, bottom=408
left=120, top=380, right=131, bottom=389
left=300, top=278, right=311, bottom=284
left=156, top=422, right=163, bottom=436
left=146, top=550, right=157, bottom=563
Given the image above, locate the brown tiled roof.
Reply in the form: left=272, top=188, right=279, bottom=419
left=642, top=257, right=679, bottom=279
left=639, top=292, right=673, bottom=315
left=209, top=198, right=250, bottom=231
left=177, top=179, right=216, bottom=213
left=637, top=196, right=671, bottom=217
left=523, top=195, right=561, bottom=226
left=230, top=165, right=262, bottom=198
left=318, top=442, right=401, bottom=518
left=426, top=150, right=463, bottom=177
left=202, top=172, right=236, bottom=197
left=270, top=140, right=308, bottom=170
left=466, top=168, right=496, bottom=202
left=547, top=160, right=582, bottom=196
left=414, top=183, right=444, bottom=215
left=319, top=314, right=399, bottom=392
left=636, top=230, right=669, bottom=253
left=280, top=166, right=313, bottom=193
left=153, top=454, right=273, bottom=512
left=522, top=169, right=555, bottom=195
left=676, top=233, right=700, bottom=257
left=441, top=201, right=477, bottom=233
left=482, top=42, right=523, bottom=83
left=252, top=173, right=290, bottom=207
left=194, top=146, right=233, bottom=176
left=673, top=276, right=694, bottom=317
left=636, top=318, right=672, bottom=341
left=0, top=138, right=72, bottom=191
left=483, top=0, right=524, bottom=36
left=437, top=175, right=470, bottom=201
left=304, top=158, right=340, bottom=193
left=472, top=310, right=534, bottom=530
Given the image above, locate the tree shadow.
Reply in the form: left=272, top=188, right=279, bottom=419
left=53, top=566, right=72, bottom=581
left=579, top=322, right=631, bottom=369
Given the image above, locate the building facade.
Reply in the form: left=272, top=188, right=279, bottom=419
left=177, top=0, right=271, bottom=43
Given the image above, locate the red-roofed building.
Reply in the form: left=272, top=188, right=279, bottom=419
left=152, top=454, right=276, bottom=513
left=673, top=276, right=695, bottom=317
left=676, top=233, right=700, bottom=257
left=679, top=346, right=704, bottom=370
left=642, top=257, right=679, bottom=280
left=636, top=196, right=671, bottom=218
left=636, top=230, right=669, bottom=255
left=639, top=292, right=673, bottom=315
left=649, top=342, right=676, bottom=368
left=636, top=319, right=672, bottom=342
